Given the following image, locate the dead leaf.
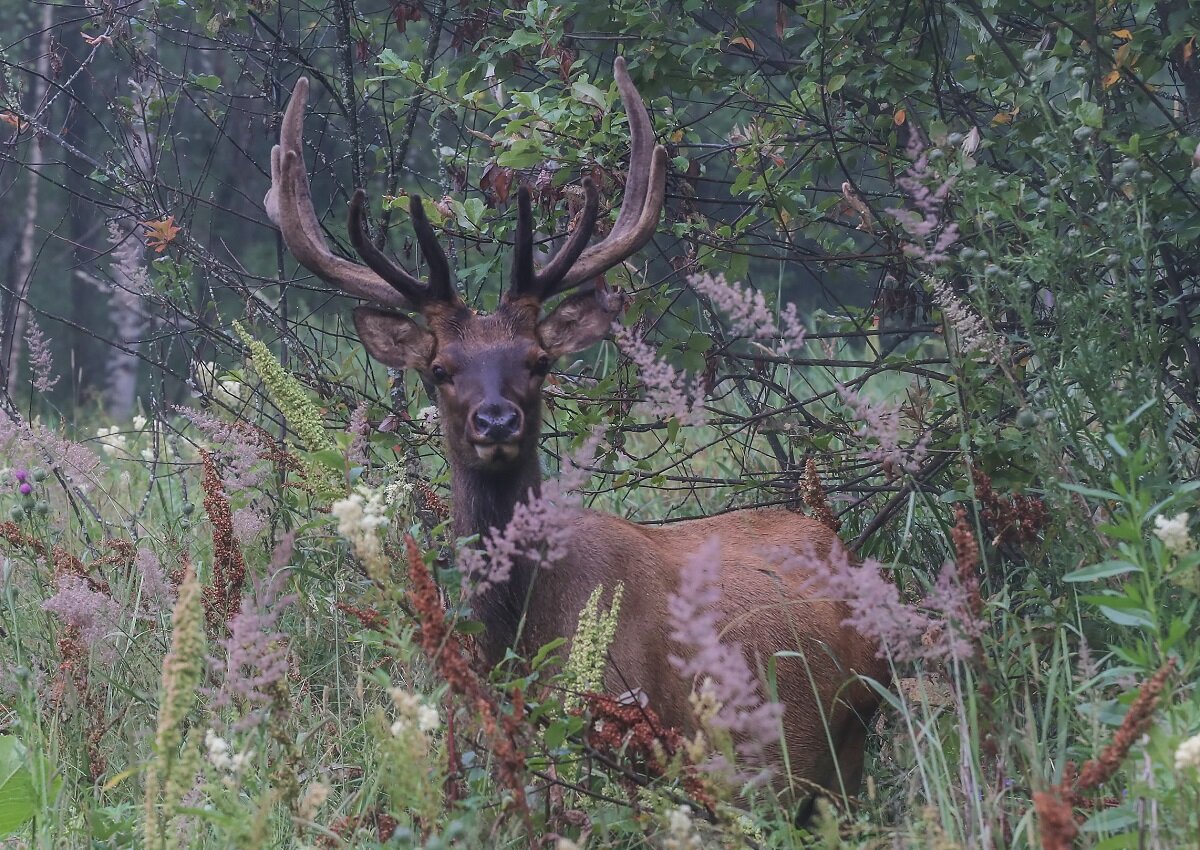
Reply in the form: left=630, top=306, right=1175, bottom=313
left=776, top=1, right=788, bottom=38
left=1102, top=69, right=1120, bottom=89
left=1111, top=28, right=1132, bottom=41
left=479, top=161, right=514, bottom=208
left=142, top=216, right=181, bottom=253
left=730, top=35, right=756, bottom=52
left=893, top=107, right=906, bottom=126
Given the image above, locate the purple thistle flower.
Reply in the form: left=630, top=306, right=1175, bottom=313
left=667, top=534, right=785, bottom=779
left=209, top=569, right=295, bottom=730
left=13, top=469, right=27, bottom=483
left=18, top=483, right=31, bottom=496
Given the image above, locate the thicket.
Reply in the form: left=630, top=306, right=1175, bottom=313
left=0, top=0, right=1197, bottom=847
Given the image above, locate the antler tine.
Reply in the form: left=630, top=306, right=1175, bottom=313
left=264, top=77, right=410, bottom=309
left=408, top=196, right=457, bottom=304
left=348, top=190, right=427, bottom=301
left=548, top=57, right=668, bottom=296
left=508, top=186, right=537, bottom=298
left=530, top=177, right=600, bottom=296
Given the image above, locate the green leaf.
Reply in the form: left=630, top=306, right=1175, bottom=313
left=827, top=74, right=847, bottom=93
left=571, top=80, right=608, bottom=109
left=1076, top=101, right=1104, bottom=128
left=0, top=737, right=36, bottom=837
left=1063, top=560, right=1141, bottom=583
left=189, top=74, right=221, bottom=91
left=1096, top=605, right=1155, bottom=629
left=1059, top=482, right=1121, bottom=501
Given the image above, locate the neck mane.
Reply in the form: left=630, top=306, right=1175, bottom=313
left=452, top=444, right=543, bottom=663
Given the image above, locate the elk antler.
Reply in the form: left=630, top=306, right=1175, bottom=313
left=265, top=77, right=459, bottom=310
left=508, top=56, right=668, bottom=302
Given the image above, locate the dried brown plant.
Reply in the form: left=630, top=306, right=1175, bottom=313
left=801, top=457, right=841, bottom=532
left=405, top=535, right=530, bottom=821
left=199, top=448, right=247, bottom=628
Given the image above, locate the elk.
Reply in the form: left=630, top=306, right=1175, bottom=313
left=265, top=59, right=887, bottom=809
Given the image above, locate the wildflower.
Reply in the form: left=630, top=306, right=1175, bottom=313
left=563, top=582, right=624, bottom=709
left=232, top=321, right=332, bottom=452
left=388, top=686, right=440, bottom=736
left=231, top=507, right=268, bottom=544
left=25, top=319, right=59, bottom=393
left=458, top=430, right=602, bottom=594
left=613, top=326, right=705, bottom=426
left=145, top=559, right=206, bottom=850
left=779, top=543, right=983, bottom=663
left=1175, top=732, right=1200, bottom=772
left=200, top=448, right=247, bottom=625
left=886, top=136, right=960, bottom=265
left=689, top=272, right=807, bottom=355
left=1153, top=512, right=1193, bottom=557
left=12, top=469, right=26, bottom=484
left=837, top=385, right=930, bottom=474
left=929, top=279, right=998, bottom=357
left=18, top=483, right=31, bottom=496
left=209, top=570, right=295, bottom=730
left=42, top=573, right=121, bottom=655
left=96, top=425, right=128, bottom=457
left=664, top=805, right=702, bottom=850
left=331, top=485, right=390, bottom=582
left=133, top=414, right=148, bottom=431
left=347, top=400, right=370, bottom=466
left=667, top=535, right=784, bottom=775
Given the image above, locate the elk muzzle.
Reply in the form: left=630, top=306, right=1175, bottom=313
left=469, top=401, right=524, bottom=461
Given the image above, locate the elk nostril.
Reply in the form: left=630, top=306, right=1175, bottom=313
left=472, top=404, right=522, bottom=441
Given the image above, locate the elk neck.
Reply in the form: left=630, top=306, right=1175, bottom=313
left=450, top=431, right=545, bottom=663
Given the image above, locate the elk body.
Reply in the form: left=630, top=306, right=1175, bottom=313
left=265, top=60, right=887, bottom=806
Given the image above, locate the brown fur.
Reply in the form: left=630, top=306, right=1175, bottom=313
left=355, top=296, right=888, bottom=806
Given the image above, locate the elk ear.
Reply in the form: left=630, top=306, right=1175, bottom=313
left=537, top=286, right=625, bottom=358
left=353, top=307, right=435, bottom=370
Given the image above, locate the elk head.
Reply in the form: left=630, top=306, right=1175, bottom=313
left=265, top=59, right=666, bottom=472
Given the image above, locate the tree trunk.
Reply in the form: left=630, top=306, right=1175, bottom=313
left=3, top=4, right=54, bottom=397
left=104, top=4, right=155, bottom=421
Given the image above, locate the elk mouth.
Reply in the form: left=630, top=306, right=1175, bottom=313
left=472, top=441, right=521, bottom=465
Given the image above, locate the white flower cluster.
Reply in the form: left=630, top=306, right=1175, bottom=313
left=388, top=686, right=440, bottom=740
left=1154, top=512, right=1193, bottom=557
left=1176, top=732, right=1200, bottom=773
left=195, top=360, right=247, bottom=408
left=205, top=729, right=253, bottom=781
left=663, top=805, right=703, bottom=850
left=95, top=426, right=128, bottom=457
left=130, top=414, right=175, bottom=463
left=331, top=485, right=390, bottom=569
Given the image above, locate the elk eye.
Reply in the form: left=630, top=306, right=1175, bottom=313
left=532, top=354, right=552, bottom=376
left=430, top=364, right=451, bottom=384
